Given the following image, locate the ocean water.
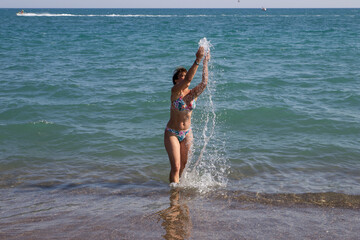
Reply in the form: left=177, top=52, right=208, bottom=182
left=1, top=8, right=360, bottom=239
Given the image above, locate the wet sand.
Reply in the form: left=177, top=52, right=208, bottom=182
left=1, top=188, right=359, bottom=239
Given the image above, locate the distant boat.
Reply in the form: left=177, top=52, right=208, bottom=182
left=261, top=7, right=267, bottom=11
left=16, top=9, right=25, bottom=15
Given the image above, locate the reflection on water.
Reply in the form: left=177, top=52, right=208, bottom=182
left=159, top=189, right=192, bottom=240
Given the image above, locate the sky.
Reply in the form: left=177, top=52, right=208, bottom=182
left=1, top=0, right=360, bottom=8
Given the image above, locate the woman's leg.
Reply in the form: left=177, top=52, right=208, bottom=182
left=179, top=130, right=193, bottom=178
left=164, top=130, right=181, bottom=183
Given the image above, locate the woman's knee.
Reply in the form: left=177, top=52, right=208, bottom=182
left=171, top=164, right=181, bottom=173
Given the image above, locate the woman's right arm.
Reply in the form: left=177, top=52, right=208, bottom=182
left=172, top=47, right=204, bottom=93
left=184, top=47, right=204, bottom=83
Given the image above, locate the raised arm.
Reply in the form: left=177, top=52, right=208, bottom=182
left=172, top=47, right=204, bottom=93
left=184, top=47, right=204, bottom=83
left=190, top=51, right=210, bottom=99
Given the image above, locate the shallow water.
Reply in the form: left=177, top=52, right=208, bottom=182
left=1, top=187, right=359, bottom=239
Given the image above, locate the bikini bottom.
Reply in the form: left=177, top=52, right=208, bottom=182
left=165, top=127, right=191, bottom=142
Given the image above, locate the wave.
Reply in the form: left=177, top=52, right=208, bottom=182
left=208, top=190, right=360, bottom=209
left=16, top=12, right=357, bottom=18
left=16, top=13, right=213, bottom=18
left=17, top=13, right=76, bottom=17
left=90, top=186, right=360, bottom=209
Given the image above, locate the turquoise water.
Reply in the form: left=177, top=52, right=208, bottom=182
left=1, top=8, right=359, bottom=194
left=1, top=8, right=360, bottom=200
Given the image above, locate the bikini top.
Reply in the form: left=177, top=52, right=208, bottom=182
left=171, top=95, right=196, bottom=112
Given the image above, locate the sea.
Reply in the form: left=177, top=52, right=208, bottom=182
left=0, top=8, right=359, bottom=239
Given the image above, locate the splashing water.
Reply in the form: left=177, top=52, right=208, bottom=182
left=198, top=37, right=213, bottom=55
left=179, top=39, right=228, bottom=192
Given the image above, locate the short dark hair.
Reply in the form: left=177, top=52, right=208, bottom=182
left=172, top=67, right=187, bottom=85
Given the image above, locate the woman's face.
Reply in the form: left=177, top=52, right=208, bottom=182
left=176, top=71, right=186, bottom=83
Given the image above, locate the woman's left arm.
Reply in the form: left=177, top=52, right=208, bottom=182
left=190, top=52, right=210, bottom=99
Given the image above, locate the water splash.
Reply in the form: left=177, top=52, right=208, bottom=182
left=179, top=39, right=228, bottom=192
left=198, top=37, right=213, bottom=55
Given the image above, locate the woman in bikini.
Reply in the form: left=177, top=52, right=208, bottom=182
left=164, top=46, right=210, bottom=183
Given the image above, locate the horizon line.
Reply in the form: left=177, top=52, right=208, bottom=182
left=2, top=7, right=360, bottom=9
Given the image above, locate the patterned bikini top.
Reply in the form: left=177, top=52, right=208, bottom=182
left=171, top=95, right=196, bottom=112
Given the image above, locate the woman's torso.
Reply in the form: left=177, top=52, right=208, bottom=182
left=167, top=90, right=196, bottom=130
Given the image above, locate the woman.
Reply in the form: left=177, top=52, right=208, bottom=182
left=164, top=46, right=210, bottom=183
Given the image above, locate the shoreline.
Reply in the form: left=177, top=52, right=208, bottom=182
left=1, top=187, right=359, bottom=239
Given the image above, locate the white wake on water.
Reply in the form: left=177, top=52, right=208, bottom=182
left=17, top=13, right=76, bottom=17
left=178, top=38, right=228, bottom=192
left=16, top=13, right=212, bottom=18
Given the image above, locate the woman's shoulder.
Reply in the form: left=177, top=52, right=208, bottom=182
left=171, top=88, right=181, bottom=101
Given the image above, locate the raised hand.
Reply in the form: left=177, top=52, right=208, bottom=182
left=196, top=47, right=204, bottom=62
